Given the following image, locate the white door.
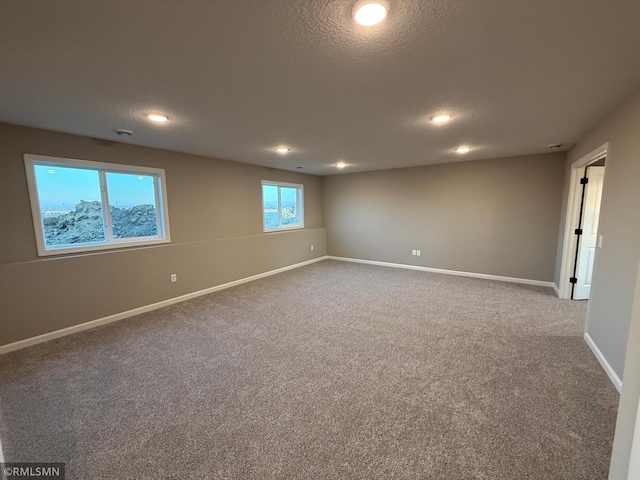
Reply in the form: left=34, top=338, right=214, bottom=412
left=574, top=166, right=605, bottom=300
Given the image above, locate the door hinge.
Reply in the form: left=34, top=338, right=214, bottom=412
left=580, top=177, right=589, bottom=185
left=575, top=228, right=583, bottom=235
left=569, top=277, right=578, bottom=284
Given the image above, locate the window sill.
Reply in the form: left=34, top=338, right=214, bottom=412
left=36, top=238, right=171, bottom=257
left=263, top=225, right=305, bottom=234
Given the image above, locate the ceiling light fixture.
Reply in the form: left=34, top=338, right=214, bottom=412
left=352, top=0, right=390, bottom=26
left=431, top=114, right=452, bottom=124
left=455, top=146, right=471, bottom=154
left=547, top=143, right=564, bottom=149
left=276, top=146, right=290, bottom=154
left=335, top=162, right=347, bottom=169
left=147, top=114, right=169, bottom=123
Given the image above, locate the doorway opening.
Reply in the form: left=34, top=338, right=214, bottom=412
left=558, top=143, right=608, bottom=301
left=571, top=161, right=605, bottom=299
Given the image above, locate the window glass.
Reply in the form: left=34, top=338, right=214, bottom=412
left=280, top=187, right=298, bottom=226
left=106, top=172, right=158, bottom=239
left=263, top=184, right=280, bottom=230
left=34, top=164, right=106, bottom=247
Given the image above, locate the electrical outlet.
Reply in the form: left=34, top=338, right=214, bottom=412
left=416, top=250, right=421, bottom=256
left=170, top=274, right=177, bottom=283
left=311, top=245, right=314, bottom=251
left=412, top=250, right=417, bottom=256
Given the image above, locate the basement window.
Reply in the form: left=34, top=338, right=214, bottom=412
left=262, top=181, right=304, bottom=232
left=24, top=154, right=171, bottom=256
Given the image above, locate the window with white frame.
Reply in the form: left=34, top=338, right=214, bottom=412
left=24, top=154, right=170, bottom=256
left=262, top=181, right=304, bottom=231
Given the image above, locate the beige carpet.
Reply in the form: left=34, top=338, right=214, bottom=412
left=0, top=260, right=619, bottom=479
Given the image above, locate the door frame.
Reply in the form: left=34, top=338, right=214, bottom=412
left=558, top=142, right=608, bottom=300
left=573, top=165, right=605, bottom=300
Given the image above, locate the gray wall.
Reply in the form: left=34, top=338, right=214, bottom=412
left=0, top=123, right=326, bottom=347
left=609, top=256, right=640, bottom=480
left=322, top=153, right=566, bottom=282
left=554, top=86, right=640, bottom=380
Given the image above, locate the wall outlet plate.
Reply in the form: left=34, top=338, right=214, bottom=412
left=170, top=274, right=177, bottom=283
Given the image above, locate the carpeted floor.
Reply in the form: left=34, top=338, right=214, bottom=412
left=0, top=260, right=619, bottom=479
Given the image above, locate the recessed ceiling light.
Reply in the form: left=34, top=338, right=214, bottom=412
left=335, top=162, right=347, bottom=169
left=547, top=143, right=563, bottom=149
left=276, top=146, right=290, bottom=154
left=431, top=114, right=452, bottom=124
left=353, top=0, right=390, bottom=26
left=147, top=114, right=169, bottom=123
left=455, top=146, right=471, bottom=154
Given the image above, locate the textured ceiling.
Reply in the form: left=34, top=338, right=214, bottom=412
left=1, top=1, right=639, bottom=175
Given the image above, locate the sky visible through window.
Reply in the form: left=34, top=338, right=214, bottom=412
left=262, top=184, right=297, bottom=208
left=35, top=165, right=156, bottom=212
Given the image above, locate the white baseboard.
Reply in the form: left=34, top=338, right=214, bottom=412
left=584, top=332, right=622, bottom=392
left=0, top=256, right=328, bottom=356
left=327, top=256, right=555, bottom=288
left=551, top=283, right=560, bottom=297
